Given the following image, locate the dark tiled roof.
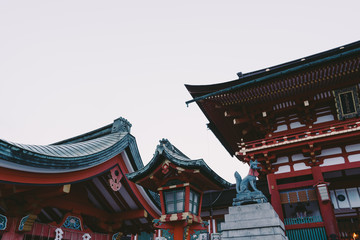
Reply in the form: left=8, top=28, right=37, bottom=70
left=4, top=132, right=126, bottom=158
left=0, top=117, right=143, bottom=173
left=127, top=139, right=232, bottom=189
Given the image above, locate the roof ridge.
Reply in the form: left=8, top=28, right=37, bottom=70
left=157, top=138, right=191, bottom=160
left=53, top=117, right=131, bottom=145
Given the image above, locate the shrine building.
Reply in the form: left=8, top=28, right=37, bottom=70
left=186, top=40, right=360, bottom=239
left=0, top=117, right=162, bottom=240
left=0, top=117, right=234, bottom=240
left=127, top=138, right=231, bottom=240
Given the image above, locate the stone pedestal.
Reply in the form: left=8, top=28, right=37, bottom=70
left=221, top=203, right=287, bottom=240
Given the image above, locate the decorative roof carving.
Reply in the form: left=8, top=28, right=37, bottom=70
left=112, top=117, right=132, bottom=133
left=156, top=139, right=190, bottom=161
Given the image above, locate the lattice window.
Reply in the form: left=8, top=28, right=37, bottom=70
left=164, top=189, right=185, bottom=214
left=189, top=190, right=200, bottom=214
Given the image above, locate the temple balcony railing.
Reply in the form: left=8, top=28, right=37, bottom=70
left=284, top=216, right=327, bottom=240
left=237, top=118, right=360, bottom=155
left=284, top=216, right=323, bottom=226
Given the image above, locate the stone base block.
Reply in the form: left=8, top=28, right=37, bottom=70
left=221, top=203, right=287, bottom=240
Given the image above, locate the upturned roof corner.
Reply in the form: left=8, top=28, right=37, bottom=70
left=112, top=117, right=132, bottom=133
left=155, top=138, right=190, bottom=160
left=127, top=138, right=232, bottom=190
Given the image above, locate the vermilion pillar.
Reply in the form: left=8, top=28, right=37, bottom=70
left=312, top=166, right=339, bottom=238
left=267, top=173, right=284, bottom=220
left=173, top=222, right=186, bottom=240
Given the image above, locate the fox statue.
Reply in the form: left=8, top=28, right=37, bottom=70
left=233, top=159, right=267, bottom=205
left=235, top=159, right=261, bottom=193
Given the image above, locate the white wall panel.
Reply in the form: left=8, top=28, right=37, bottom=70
left=335, top=189, right=350, bottom=209
left=275, top=165, right=290, bottom=174
left=348, top=153, right=360, bottom=162
left=320, top=157, right=345, bottom=166
left=346, top=188, right=360, bottom=208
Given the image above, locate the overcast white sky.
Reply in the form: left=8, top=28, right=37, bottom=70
left=0, top=1, right=359, bottom=182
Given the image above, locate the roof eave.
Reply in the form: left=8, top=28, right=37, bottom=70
left=186, top=41, right=360, bottom=106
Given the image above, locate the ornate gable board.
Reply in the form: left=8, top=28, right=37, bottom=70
left=333, top=85, right=360, bottom=120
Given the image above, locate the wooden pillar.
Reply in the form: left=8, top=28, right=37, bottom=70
left=198, top=192, right=204, bottom=216
left=185, top=186, right=190, bottom=212
left=159, top=191, right=166, bottom=215
left=2, top=217, right=25, bottom=240
left=267, top=173, right=284, bottom=220
left=311, top=166, right=339, bottom=238
left=209, top=210, right=214, bottom=234
left=173, top=222, right=184, bottom=240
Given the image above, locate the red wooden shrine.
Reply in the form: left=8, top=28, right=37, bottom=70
left=186, top=40, right=360, bottom=239
left=127, top=139, right=231, bottom=240
left=0, top=118, right=161, bottom=240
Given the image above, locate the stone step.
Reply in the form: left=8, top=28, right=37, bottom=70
left=228, top=203, right=274, bottom=215
left=222, top=234, right=287, bottom=240
left=221, top=203, right=287, bottom=240
left=221, top=217, right=285, bottom=231
left=224, top=209, right=278, bottom=222
left=221, top=226, right=286, bottom=238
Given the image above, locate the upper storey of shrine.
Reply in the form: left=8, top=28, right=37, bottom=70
left=186, top=41, right=360, bottom=161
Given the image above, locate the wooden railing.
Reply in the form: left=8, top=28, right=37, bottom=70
left=238, top=118, right=360, bottom=154
left=284, top=216, right=323, bottom=225
left=286, top=227, right=327, bottom=240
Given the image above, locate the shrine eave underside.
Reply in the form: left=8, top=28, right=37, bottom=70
left=185, top=40, right=360, bottom=106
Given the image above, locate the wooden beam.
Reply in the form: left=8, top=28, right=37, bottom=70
left=112, top=209, right=148, bottom=221
left=40, top=197, right=110, bottom=220
left=0, top=184, right=37, bottom=198
left=40, top=197, right=149, bottom=222
left=117, top=157, right=160, bottom=218
left=233, top=118, right=249, bottom=125
left=224, top=110, right=241, bottom=117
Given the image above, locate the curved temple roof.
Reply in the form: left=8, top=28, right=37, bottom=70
left=185, top=40, right=360, bottom=157
left=185, top=40, right=360, bottom=105
left=0, top=117, right=143, bottom=173
left=0, top=117, right=162, bottom=234
left=127, top=138, right=232, bottom=190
